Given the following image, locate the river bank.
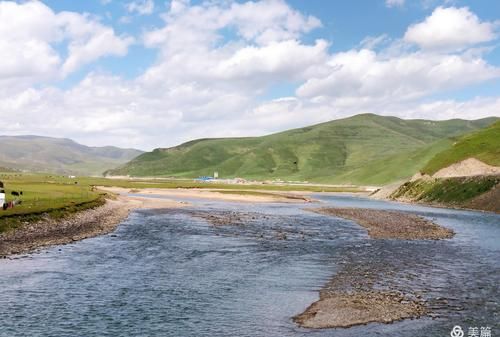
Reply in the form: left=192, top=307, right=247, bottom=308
left=0, top=185, right=311, bottom=258
left=1, top=192, right=498, bottom=336
left=0, top=193, right=187, bottom=257
left=98, top=186, right=312, bottom=203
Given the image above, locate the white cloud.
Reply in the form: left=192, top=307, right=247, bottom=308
left=58, top=12, right=134, bottom=76
left=144, top=0, right=321, bottom=48
left=0, top=1, right=133, bottom=82
left=386, top=0, right=405, bottom=8
left=296, top=49, right=500, bottom=101
left=0, top=1, right=60, bottom=83
left=404, top=6, right=498, bottom=51
left=126, top=0, right=154, bottom=15
left=140, top=0, right=325, bottom=93
left=0, top=0, right=499, bottom=150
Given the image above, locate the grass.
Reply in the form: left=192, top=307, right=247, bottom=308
left=0, top=172, right=364, bottom=232
left=422, top=121, right=500, bottom=175
left=71, top=176, right=365, bottom=193
left=391, top=176, right=500, bottom=205
left=0, top=173, right=104, bottom=232
left=108, top=114, right=498, bottom=185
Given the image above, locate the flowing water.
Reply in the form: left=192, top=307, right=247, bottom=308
left=0, top=195, right=499, bottom=337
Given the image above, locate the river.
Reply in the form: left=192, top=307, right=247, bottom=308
left=0, top=194, right=498, bottom=336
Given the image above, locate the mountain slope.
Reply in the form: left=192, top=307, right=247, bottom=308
left=421, top=121, right=500, bottom=175
left=108, top=114, right=497, bottom=184
left=0, top=136, right=143, bottom=176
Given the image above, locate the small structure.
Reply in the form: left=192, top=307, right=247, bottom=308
left=214, top=171, right=219, bottom=179
left=0, top=181, right=4, bottom=206
left=196, top=176, right=214, bottom=182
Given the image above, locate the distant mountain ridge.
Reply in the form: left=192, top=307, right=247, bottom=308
left=107, top=114, right=498, bottom=185
left=0, top=135, right=143, bottom=176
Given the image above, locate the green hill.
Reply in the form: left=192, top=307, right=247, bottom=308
left=0, top=136, right=143, bottom=176
left=421, top=121, right=500, bottom=175
left=108, top=114, right=497, bottom=185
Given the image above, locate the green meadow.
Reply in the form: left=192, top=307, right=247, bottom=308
left=0, top=172, right=362, bottom=232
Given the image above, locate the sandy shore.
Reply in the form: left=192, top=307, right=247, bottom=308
left=0, top=193, right=187, bottom=257
left=99, top=186, right=311, bottom=203
left=311, top=207, right=454, bottom=240
left=294, top=291, right=426, bottom=329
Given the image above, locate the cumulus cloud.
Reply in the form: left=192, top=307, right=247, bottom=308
left=296, top=49, right=500, bottom=101
left=59, top=12, right=134, bottom=76
left=0, top=0, right=499, bottom=150
left=144, top=0, right=321, bottom=48
left=140, top=0, right=325, bottom=93
left=0, top=1, right=133, bottom=82
left=404, top=6, right=498, bottom=51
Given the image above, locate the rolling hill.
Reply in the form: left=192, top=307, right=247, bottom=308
left=107, top=114, right=498, bottom=185
left=0, top=136, right=143, bottom=176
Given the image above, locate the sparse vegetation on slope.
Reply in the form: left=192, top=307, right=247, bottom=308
left=422, top=121, right=500, bottom=175
left=108, top=114, right=497, bottom=185
left=391, top=175, right=500, bottom=213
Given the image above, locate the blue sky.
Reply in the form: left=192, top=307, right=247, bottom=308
left=0, top=0, right=499, bottom=149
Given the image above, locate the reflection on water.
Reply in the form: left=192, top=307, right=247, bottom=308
left=0, top=195, right=499, bottom=337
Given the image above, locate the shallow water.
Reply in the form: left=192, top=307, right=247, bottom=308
left=0, top=195, right=498, bottom=337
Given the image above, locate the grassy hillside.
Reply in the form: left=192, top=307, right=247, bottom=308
left=422, top=121, right=500, bottom=175
left=0, top=136, right=143, bottom=176
left=391, top=175, right=500, bottom=213
left=108, top=114, right=497, bottom=185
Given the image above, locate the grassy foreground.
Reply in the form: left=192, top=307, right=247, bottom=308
left=0, top=172, right=364, bottom=232
left=0, top=173, right=105, bottom=232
